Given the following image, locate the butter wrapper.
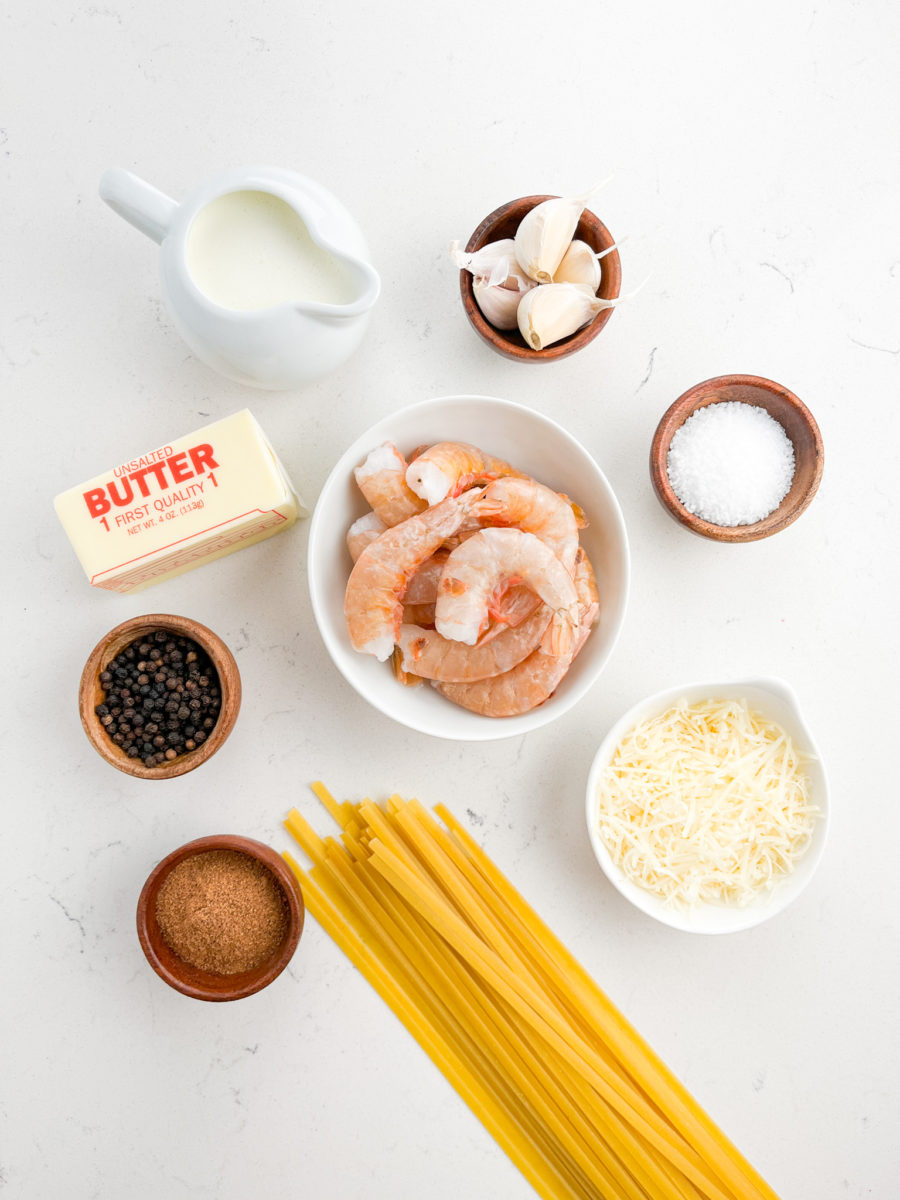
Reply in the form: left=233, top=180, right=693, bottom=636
left=54, top=409, right=306, bottom=593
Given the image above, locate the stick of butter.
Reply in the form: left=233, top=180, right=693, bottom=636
left=54, top=409, right=306, bottom=593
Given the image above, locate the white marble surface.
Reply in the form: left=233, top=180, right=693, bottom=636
left=3, top=1, right=899, bottom=1196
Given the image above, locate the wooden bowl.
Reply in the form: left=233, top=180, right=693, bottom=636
left=79, top=613, right=241, bottom=780
left=136, top=834, right=304, bottom=1002
left=649, top=374, right=824, bottom=543
left=459, top=195, right=622, bottom=362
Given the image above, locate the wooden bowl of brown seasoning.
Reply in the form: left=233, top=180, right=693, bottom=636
left=137, top=835, right=305, bottom=1001
left=79, top=613, right=241, bottom=779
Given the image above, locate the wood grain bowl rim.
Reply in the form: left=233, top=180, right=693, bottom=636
left=459, top=194, right=622, bottom=362
left=136, top=834, right=304, bottom=1002
left=649, top=374, right=824, bottom=543
left=78, top=613, right=241, bottom=780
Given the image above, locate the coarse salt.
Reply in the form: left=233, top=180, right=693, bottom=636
left=666, top=401, right=795, bottom=526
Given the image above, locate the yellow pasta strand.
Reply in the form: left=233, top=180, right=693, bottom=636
left=389, top=802, right=705, bottom=1199
left=284, top=792, right=780, bottom=1200
left=284, top=855, right=589, bottom=1199
left=435, top=806, right=778, bottom=1200
left=288, top=837, right=590, bottom=1194
left=366, top=837, right=729, bottom=1200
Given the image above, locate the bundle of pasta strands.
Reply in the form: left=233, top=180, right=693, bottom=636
left=283, top=785, right=780, bottom=1200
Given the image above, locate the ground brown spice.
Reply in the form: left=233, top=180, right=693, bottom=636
left=156, top=849, right=289, bottom=975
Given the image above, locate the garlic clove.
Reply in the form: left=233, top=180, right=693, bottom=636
left=473, top=278, right=524, bottom=329
left=516, top=282, right=620, bottom=351
left=513, top=179, right=611, bottom=283
left=514, top=197, right=584, bottom=283
left=453, top=238, right=539, bottom=329
left=552, top=239, right=621, bottom=290
left=553, top=239, right=600, bottom=290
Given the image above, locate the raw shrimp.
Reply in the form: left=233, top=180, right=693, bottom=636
left=354, top=442, right=427, bottom=527
left=346, top=511, right=388, bottom=562
left=405, top=441, right=529, bottom=506
left=344, top=497, right=465, bottom=661
left=438, top=549, right=599, bottom=716
left=435, top=527, right=578, bottom=649
left=397, top=604, right=552, bottom=683
left=407, top=552, right=541, bottom=643
left=468, top=476, right=581, bottom=572
left=400, top=510, right=483, bottom=604
left=403, top=544, right=536, bottom=623
left=403, top=549, right=450, bottom=604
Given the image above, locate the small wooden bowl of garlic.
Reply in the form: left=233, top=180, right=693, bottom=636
left=456, top=193, right=622, bottom=361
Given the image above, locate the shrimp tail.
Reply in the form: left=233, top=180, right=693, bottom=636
left=391, top=646, right=424, bottom=687
left=546, top=610, right=578, bottom=658
left=564, top=496, right=588, bottom=529
left=468, top=496, right=508, bottom=525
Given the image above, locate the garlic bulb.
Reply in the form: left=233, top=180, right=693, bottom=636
left=553, top=239, right=620, bottom=291
left=516, top=282, right=620, bottom=351
left=451, top=239, right=537, bottom=330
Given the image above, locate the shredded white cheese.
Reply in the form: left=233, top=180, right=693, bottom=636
left=595, top=698, right=817, bottom=908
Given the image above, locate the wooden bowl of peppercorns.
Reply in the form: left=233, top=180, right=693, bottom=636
left=79, top=614, right=241, bottom=779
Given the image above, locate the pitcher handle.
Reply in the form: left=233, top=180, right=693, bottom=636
left=99, top=168, right=178, bottom=245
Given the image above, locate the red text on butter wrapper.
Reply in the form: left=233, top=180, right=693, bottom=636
left=82, top=444, right=220, bottom=519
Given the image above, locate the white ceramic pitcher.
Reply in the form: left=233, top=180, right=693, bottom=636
left=100, top=166, right=381, bottom=389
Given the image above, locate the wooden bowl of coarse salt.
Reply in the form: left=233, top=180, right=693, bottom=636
left=649, top=374, right=824, bottom=543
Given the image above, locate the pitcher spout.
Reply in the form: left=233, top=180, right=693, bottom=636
left=301, top=253, right=380, bottom=320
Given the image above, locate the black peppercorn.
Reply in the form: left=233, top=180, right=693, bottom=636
left=95, top=631, right=221, bottom=768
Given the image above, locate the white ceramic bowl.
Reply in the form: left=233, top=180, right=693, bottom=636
left=308, top=394, right=630, bottom=740
left=585, top=677, right=829, bottom=933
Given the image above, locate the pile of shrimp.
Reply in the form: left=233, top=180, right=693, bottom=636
left=343, top=440, right=600, bottom=717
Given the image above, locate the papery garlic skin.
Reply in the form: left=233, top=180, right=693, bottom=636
left=514, top=196, right=587, bottom=283
left=450, top=239, right=518, bottom=283
left=517, top=282, right=619, bottom=351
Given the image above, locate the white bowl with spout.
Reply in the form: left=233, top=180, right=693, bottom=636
left=308, top=394, right=630, bottom=740
left=100, top=165, right=380, bottom=389
left=585, top=677, right=830, bottom=933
